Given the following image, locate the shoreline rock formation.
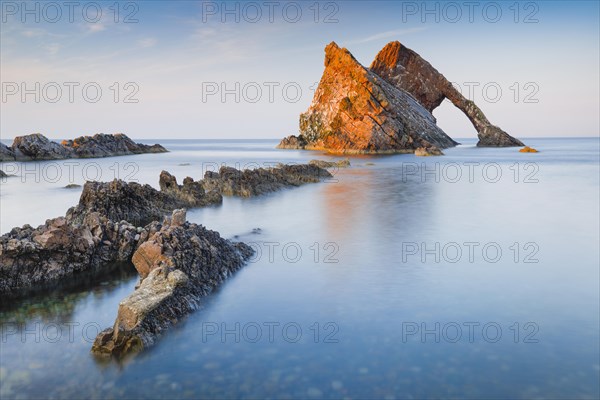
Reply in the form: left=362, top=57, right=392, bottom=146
left=92, top=209, right=253, bottom=357
left=66, top=174, right=223, bottom=227
left=1, top=163, right=332, bottom=356
left=202, top=164, right=332, bottom=197
left=0, top=214, right=141, bottom=298
left=67, top=164, right=332, bottom=226
left=0, top=133, right=167, bottom=162
left=278, top=41, right=524, bottom=153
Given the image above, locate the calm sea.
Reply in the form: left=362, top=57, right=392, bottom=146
left=1, top=138, right=598, bottom=399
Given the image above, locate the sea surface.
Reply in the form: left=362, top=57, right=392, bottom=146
left=1, top=138, right=599, bottom=399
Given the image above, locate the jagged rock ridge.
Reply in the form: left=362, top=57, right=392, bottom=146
left=0, top=133, right=167, bottom=161
left=91, top=209, right=254, bottom=357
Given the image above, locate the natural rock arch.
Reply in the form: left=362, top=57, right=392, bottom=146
left=278, top=41, right=524, bottom=153
left=370, top=41, right=523, bottom=147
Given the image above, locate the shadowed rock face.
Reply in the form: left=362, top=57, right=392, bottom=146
left=11, top=133, right=72, bottom=160
left=370, top=41, right=524, bottom=147
left=278, top=42, right=457, bottom=154
left=1, top=143, right=16, bottom=161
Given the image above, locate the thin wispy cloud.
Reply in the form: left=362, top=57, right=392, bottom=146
left=348, top=27, right=428, bottom=44
left=45, top=43, right=61, bottom=55
left=138, top=38, right=157, bottom=48
left=87, top=24, right=106, bottom=33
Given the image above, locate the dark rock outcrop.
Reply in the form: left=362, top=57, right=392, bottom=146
left=66, top=177, right=222, bottom=228
left=91, top=209, right=253, bottom=357
left=0, top=214, right=140, bottom=298
left=159, top=171, right=222, bottom=207
left=370, top=41, right=523, bottom=147
left=278, top=42, right=457, bottom=154
left=0, top=170, right=8, bottom=178
left=3, top=163, right=330, bottom=299
left=202, top=164, right=332, bottom=197
left=2, top=133, right=167, bottom=161
left=11, top=133, right=72, bottom=160
left=278, top=41, right=523, bottom=152
left=61, top=133, right=167, bottom=158
left=0, top=143, right=15, bottom=161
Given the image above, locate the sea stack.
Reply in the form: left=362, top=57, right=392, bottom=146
left=278, top=41, right=524, bottom=153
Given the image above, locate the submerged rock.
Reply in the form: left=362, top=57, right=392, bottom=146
left=415, top=146, right=444, bottom=157
left=309, top=159, right=351, bottom=168
left=278, top=42, right=457, bottom=154
left=64, top=184, right=82, bottom=189
left=92, top=209, right=253, bottom=357
left=3, top=133, right=167, bottom=161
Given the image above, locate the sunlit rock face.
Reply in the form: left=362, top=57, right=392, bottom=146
left=279, top=42, right=457, bottom=154
left=279, top=41, right=523, bottom=152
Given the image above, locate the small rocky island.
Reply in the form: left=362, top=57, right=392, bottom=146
left=0, top=163, right=332, bottom=357
left=0, top=133, right=167, bottom=161
left=278, top=41, right=524, bottom=154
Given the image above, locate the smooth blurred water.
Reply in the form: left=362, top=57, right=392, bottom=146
left=1, top=138, right=599, bottom=399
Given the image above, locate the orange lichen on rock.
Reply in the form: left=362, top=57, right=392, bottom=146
left=519, top=146, right=539, bottom=153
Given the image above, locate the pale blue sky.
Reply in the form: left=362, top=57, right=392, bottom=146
left=1, top=0, right=598, bottom=140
